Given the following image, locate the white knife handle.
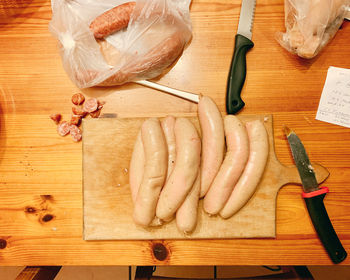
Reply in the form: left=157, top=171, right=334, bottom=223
left=135, top=80, right=200, bottom=103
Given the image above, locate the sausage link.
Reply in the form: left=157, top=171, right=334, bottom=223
left=89, top=2, right=136, bottom=39
left=129, top=131, right=145, bottom=203
left=176, top=172, right=200, bottom=234
left=99, top=31, right=185, bottom=86
left=133, top=118, right=168, bottom=227
left=198, top=96, right=225, bottom=198
left=203, top=115, right=249, bottom=215
left=161, top=116, right=176, bottom=180
left=156, top=118, right=201, bottom=222
left=220, top=120, right=269, bottom=219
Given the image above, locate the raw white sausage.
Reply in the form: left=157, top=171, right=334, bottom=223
left=156, top=118, right=201, bottom=222
left=198, top=96, right=225, bottom=198
left=161, top=116, right=176, bottom=180
left=133, top=118, right=168, bottom=227
left=220, top=120, right=269, bottom=219
left=203, top=115, right=249, bottom=215
left=176, top=172, right=200, bottom=234
left=129, top=131, right=144, bottom=203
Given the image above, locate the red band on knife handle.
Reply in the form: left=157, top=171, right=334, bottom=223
left=302, top=186, right=329, bottom=198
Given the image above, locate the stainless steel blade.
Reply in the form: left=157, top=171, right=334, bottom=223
left=284, top=126, right=319, bottom=193
left=237, top=0, right=256, bottom=40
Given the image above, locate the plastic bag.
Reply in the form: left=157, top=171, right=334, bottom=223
left=49, top=0, right=192, bottom=88
left=276, top=0, right=350, bottom=59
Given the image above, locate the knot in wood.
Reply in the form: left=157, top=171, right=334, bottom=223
left=0, top=239, right=7, bottom=249
left=25, top=206, right=37, bottom=213
left=152, top=243, right=168, bottom=261
left=42, top=214, right=54, bottom=222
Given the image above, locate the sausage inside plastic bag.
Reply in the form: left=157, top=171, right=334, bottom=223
left=49, top=0, right=192, bottom=88
left=276, top=0, right=350, bottom=59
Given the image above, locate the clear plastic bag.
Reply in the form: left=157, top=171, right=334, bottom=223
left=276, top=0, right=350, bottom=59
left=49, top=0, right=192, bottom=88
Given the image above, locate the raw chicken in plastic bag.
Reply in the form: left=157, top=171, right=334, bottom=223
left=49, top=0, right=192, bottom=88
left=276, top=0, right=350, bottom=59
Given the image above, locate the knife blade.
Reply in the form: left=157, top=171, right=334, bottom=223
left=226, top=0, right=256, bottom=114
left=284, top=126, right=347, bottom=264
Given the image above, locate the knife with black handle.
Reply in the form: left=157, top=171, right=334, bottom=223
left=284, top=126, right=347, bottom=264
left=226, top=0, right=256, bottom=114
left=304, top=189, right=347, bottom=263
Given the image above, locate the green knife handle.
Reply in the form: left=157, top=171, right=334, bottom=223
left=226, top=34, right=254, bottom=114
left=304, top=193, right=347, bottom=264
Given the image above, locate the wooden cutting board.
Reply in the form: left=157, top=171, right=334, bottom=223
left=82, top=114, right=329, bottom=240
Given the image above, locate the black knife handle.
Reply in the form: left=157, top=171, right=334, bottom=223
left=304, top=193, right=347, bottom=264
left=226, top=34, right=254, bottom=114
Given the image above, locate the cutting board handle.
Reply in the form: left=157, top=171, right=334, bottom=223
left=278, top=163, right=329, bottom=189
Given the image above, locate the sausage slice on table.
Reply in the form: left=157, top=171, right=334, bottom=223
left=83, top=98, right=98, bottom=113
left=203, top=115, right=249, bottom=215
left=198, top=96, right=225, bottom=198
left=70, top=124, right=82, bottom=142
left=220, top=120, right=269, bottom=219
left=156, top=118, right=201, bottom=222
left=57, top=121, right=70, bottom=136
left=133, top=118, right=168, bottom=227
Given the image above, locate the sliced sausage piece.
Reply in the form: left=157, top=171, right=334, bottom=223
left=198, top=96, right=225, bottom=198
left=203, top=115, right=249, bottom=215
left=133, top=118, right=168, bottom=227
left=176, top=172, right=200, bottom=234
left=220, top=120, right=269, bottom=219
left=72, top=106, right=88, bottom=117
left=89, top=109, right=101, bottom=118
left=69, top=124, right=82, bottom=142
left=129, top=131, right=145, bottom=203
left=156, top=118, right=201, bottom=222
left=89, top=2, right=136, bottom=39
left=57, top=121, right=70, bottom=136
left=50, top=113, right=61, bottom=124
left=83, top=98, right=98, bottom=113
left=97, top=100, right=106, bottom=110
left=70, top=115, right=82, bottom=126
left=71, top=93, right=85, bottom=105
left=161, top=116, right=176, bottom=180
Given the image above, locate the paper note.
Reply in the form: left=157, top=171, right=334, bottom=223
left=316, top=66, right=350, bottom=128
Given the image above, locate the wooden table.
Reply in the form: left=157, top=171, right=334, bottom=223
left=0, top=0, right=349, bottom=266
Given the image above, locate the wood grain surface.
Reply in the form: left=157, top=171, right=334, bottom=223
left=0, top=0, right=349, bottom=265
left=83, top=115, right=329, bottom=240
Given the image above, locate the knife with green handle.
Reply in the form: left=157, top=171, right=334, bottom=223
left=226, top=0, right=256, bottom=114
left=284, top=126, right=347, bottom=264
